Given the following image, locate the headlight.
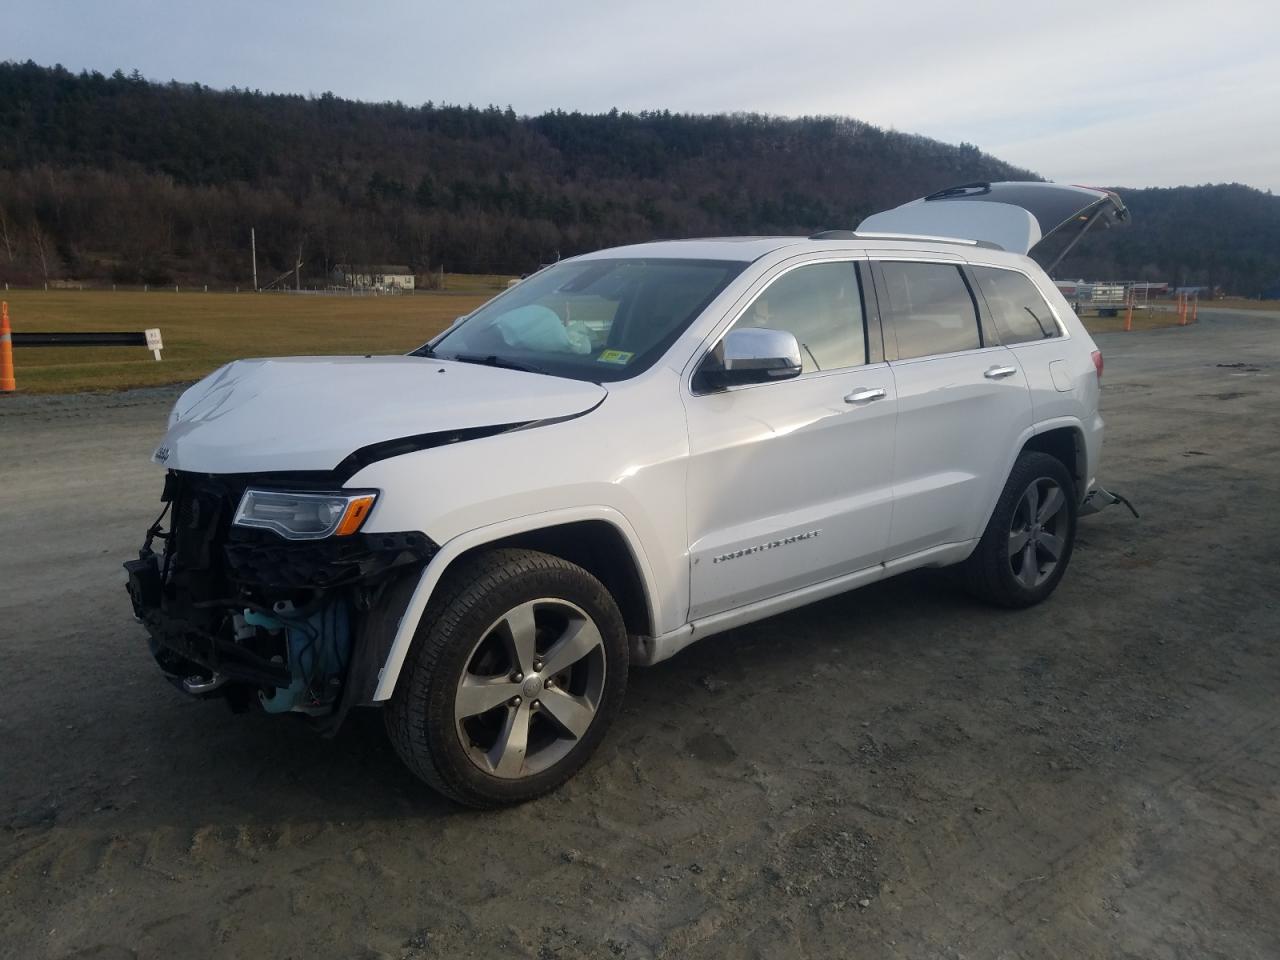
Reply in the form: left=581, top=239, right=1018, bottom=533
left=233, top=489, right=378, bottom=540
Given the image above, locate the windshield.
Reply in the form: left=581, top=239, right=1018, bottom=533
left=423, top=257, right=747, bottom=382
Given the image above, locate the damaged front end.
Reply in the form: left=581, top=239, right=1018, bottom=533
left=123, top=470, right=435, bottom=731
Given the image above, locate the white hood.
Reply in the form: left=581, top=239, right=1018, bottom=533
left=154, top=355, right=606, bottom=474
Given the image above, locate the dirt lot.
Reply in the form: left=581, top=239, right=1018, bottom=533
left=2, top=310, right=1278, bottom=959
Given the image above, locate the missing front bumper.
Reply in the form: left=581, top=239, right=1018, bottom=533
left=124, top=469, right=438, bottom=722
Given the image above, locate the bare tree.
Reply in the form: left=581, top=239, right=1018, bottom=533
left=30, top=221, right=51, bottom=283
left=0, top=205, right=15, bottom=262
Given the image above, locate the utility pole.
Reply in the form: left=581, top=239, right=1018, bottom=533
left=251, top=227, right=258, bottom=291
left=296, top=240, right=303, bottom=291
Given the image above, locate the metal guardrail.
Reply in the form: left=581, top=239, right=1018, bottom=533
left=11, top=328, right=164, bottom=359
left=13, top=331, right=147, bottom=346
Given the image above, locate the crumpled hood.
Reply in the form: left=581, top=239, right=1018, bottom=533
left=154, top=355, right=606, bottom=474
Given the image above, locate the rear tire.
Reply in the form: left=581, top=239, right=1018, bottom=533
left=962, top=451, right=1077, bottom=608
left=386, top=548, right=629, bottom=808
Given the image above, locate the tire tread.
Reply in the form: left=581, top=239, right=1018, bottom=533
left=961, top=451, right=1078, bottom=609
left=385, top=548, right=626, bottom=808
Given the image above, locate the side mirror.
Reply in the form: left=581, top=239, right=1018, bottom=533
left=698, top=327, right=803, bottom=390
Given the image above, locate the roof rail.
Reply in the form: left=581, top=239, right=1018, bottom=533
left=808, top=229, right=1005, bottom=251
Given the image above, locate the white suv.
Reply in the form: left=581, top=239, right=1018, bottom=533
left=126, top=182, right=1124, bottom=807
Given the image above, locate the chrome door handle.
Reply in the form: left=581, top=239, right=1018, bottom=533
left=984, top=365, right=1018, bottom=380
left=845, top=387, right=887, bottom=404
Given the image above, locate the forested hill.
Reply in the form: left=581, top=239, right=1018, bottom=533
left=0, top=62, right=1028, bottom=284
left=1, top=61, right=1277, bottom=295
left=1047, top=183, right=1280, bottom=295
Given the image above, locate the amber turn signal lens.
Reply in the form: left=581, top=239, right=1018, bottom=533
left=334, top=494, right=377, bottom=536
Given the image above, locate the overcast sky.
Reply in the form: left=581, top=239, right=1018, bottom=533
left=9, top=0, right=1280, bottom=191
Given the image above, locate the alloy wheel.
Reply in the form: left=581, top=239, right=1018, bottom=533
left=453, top=598, right=607, bottom=779
left=1008, top=477, right=1068, bottom=589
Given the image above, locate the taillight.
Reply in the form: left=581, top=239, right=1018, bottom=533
left=1091, top=350, right=1103, bottom=382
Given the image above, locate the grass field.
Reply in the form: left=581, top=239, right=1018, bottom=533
left=0, top=286, right=1213, bottom=394
left=1, top=290, right=495, bottom=393
left=1206, top=297, right=1280, bottom=311
left=435, top=272, right=519, bottom=292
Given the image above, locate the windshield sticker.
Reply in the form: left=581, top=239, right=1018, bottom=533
left=597, top=349, right=634, bottom=365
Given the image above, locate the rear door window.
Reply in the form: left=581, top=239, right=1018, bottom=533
left=878, top=261, right=981, bottom=360
left=971, top=266, right=1062, bottom=343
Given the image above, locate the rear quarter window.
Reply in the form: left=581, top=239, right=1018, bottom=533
left=971, top=266, right=1062, bottom=344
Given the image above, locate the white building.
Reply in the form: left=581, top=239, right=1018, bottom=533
left=338, top=265, right=415, bottom=291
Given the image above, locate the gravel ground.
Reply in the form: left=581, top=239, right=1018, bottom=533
left=2, top=310, right=1278, bottom=959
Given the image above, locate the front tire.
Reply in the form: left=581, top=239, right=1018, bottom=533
left=962, top=451, right=1078, bottom=608
left=386, top=548, right=629, bottom=808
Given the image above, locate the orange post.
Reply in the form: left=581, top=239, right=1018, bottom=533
left=1125, top=302, right=1133, bottom=332
left=0, top=301, right=15, bottom=394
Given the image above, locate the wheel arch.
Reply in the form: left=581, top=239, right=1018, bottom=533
left=1021, top=422, right=1087, bottom=500
left=478, top=520, right=652, bottom=641
left=370, top=507, right=660, bottom=701
left=970, top=418, right=1089, bottom=554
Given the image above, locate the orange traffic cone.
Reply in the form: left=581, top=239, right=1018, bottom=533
left=0, top=301, right=15, bottom=394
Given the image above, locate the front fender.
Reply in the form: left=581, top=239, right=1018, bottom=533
left=369, top=505, right=662, bottom=701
